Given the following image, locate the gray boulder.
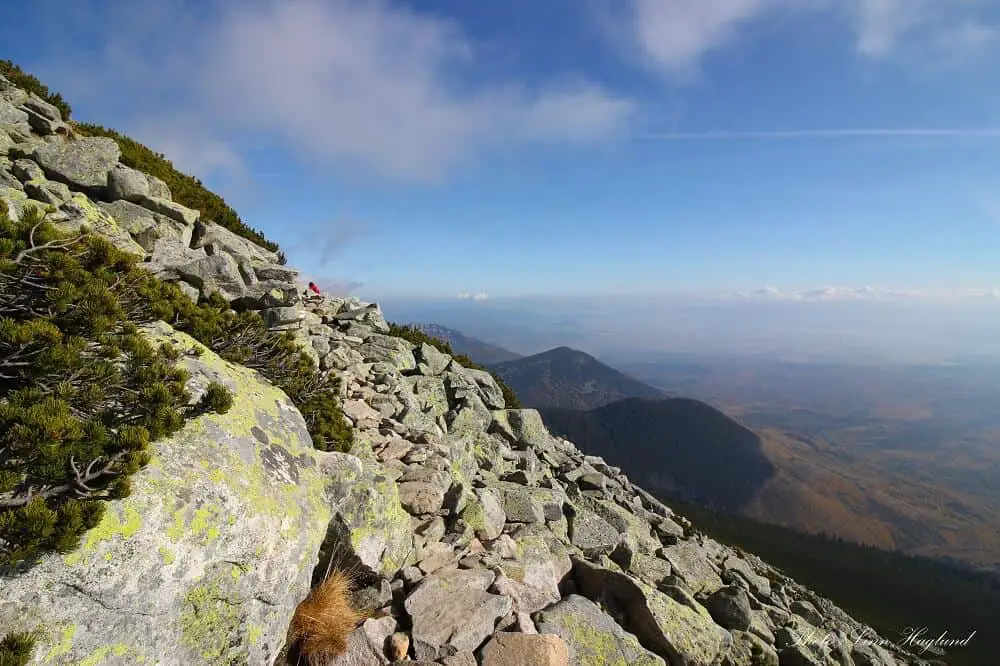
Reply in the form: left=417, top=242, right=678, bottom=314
left=32, top=136, right=120, bottom=194
left=707, top=586, right=754, bottom=631
left=360, top=334, right=417, bottom=371
left=229, top=281, right=300, bottom=312
left=398, top=481, right=448, bottom=516
left=318, top=452, right=414, bottom=577
left=23, top=93, right=62, bottom=122
left=11, top=158, right=44, bottom=182
left=24, top=179, right=71, bottom=205
left=534, top=594, right=666, bottom=666
left=404, top=568, right=513, bottom=660
left=107, top=163, right=151, bottom=202
left=254, top=264, right=299, bottom=283
left=567, top=505, right=621, bottom=556
left=177, top=253, right=247, bottom=301
left=573, top=559, right=731, bottom=666
left=98, top=199, right=194, bottom=253
left=192, top=220, right=278, bottom=264
left=0, top=325, right=330, bottom=665
left=416, top=342, right=451, bottom=376
left=0, top=99, right=31, bottom=137
left=133, top=194, right=200, bottom=226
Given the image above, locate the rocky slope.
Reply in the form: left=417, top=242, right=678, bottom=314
left=0, top=72, right=936, bottom=665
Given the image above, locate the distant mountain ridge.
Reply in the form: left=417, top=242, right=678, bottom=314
left=542, top=397, right=777, bottom=510
left=411, top=323, right=523, bottom=364
left=489, top=345, right=665, bottom=410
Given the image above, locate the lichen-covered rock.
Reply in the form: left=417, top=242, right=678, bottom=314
left=707, top=586, right=754, bottom=631
left=534, top=594, right=666, bottom=666
left=360, top=334, right=417, bottom=371
left=53, top=192, right=148, bottom=258
left=98, top=199, right=194, bottom=253
left=416, top=342, right=451, bottom=376
left=133, top=193, right=200, bottom=226
left=192, top=220, right=279, bottom=264
left=490, top=409, right=556, bottom=450
left=0, top=99, right=31, bottom=137
left=107, top=163, right=152, bottom=202
left=177, top=253, right=246, bottom=301
left=0, top=324, right=330, bottom=665
left=567, top=504, right=621, bottom=556
left=574, top=559, right=731, bottom=666
left=660, top=541, right=726, bottom=596
left=319, top=452, right=414, bottom=578
left=32, top=136, right=120, bottom=194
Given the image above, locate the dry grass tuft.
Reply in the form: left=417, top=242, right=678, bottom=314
left=287, top=569, right=366, bottom=664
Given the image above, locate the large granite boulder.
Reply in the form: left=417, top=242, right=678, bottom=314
left=0, top=324, right=331, bottom=665
left=177, top=253, right=247, bottom=301
left=191, top=220, right=278, bottom=264
left=318, top=452, right=414, bottom=577
left=573, top=558, right=732, bottom=666
left=404, top=568, right=513, bottom=661
left=534, top=594, right=666, bottom=666
left=98, top=199, right=193, bottom=253
left=32, top=136, right=120, bottom=195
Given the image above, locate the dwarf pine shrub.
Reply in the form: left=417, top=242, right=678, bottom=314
left=0, top=60, right=71, bottom=119
left=0, top=203, right=233, bottom=567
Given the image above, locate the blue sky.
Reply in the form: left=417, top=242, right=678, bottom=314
left=3, top=0, right=1000, bottom=303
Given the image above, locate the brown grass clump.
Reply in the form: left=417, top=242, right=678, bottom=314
left=287, top=570, right=366, bottom=664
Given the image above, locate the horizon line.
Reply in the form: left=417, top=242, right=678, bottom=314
left=637, top=128, right=1000, bottom=140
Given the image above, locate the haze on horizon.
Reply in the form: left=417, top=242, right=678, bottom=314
left=378, top=294, right=1000, bottom=366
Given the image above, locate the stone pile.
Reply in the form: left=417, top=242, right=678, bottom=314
left=0, top=72, right=936, bottom=665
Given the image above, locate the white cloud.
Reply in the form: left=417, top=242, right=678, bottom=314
left=457, top=291, right=490, bottom=302
left=609, top=0, right=997, bottom=77
left=60, top=0, right=633, bottom=182
left=626, top=0, right=773, bottom=76
left=735, top=286, right=1000, bottom=302
left=853, top=0, right=927, bottom=57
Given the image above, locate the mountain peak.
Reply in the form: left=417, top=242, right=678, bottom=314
left=491, top=345, right=665, bottom=410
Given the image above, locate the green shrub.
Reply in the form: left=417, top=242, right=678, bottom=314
left=122, top=281, right=352, bottom=453
left=74, top=123, right=278, bottom=252
left=0, top=204, right=233, bottom=567
left=0, top=631, right=36, bottom=666
left=387, top=323, right=521, bottom=408
left=0, top=60, right=71, bottom=120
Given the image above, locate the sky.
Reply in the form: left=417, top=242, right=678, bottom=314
left=3, top=0, right=1000, bottom=360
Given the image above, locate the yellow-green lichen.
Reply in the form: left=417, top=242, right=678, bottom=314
left=158, top=546, right=176, bottom=565
left=71, top=504, right=144, bottom=561
left=248, top=625, right=263, bottom=646
left=166, top=506, right=186, bottom=542
left=78, top=643, right=134, bottom=666
left=43, top=624, right=76, bottom=662
left=179, top=576, right=248, bottom=665
left=551, top=612, right=663, bottom=666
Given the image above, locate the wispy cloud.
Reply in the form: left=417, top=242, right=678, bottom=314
left=733, top=286, right=1000, bottom=302
left=457, top=290, right=490, bottom=302
left=639, top=128, right=1000, bottom=141
left=50, top=0, right=634, bottom=183
left=604, top=0, right=999, bottom=77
